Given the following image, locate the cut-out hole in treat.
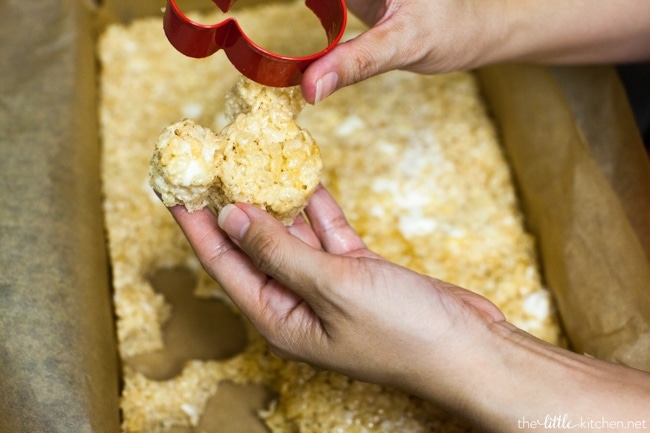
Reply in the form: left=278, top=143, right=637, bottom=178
left=197, top=382, right=277, bottom=433
left=125, top=266, right=248, bottom=381
left=148, top=382, right=276, bottom=433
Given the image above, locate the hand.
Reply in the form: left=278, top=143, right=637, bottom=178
left=169, top=185, right=505, bottom=400
left=300, top=0, right=650, bottom=104
left=168, top=185, right=650, bottom=431
left=301, top=0, right=497, bottom=103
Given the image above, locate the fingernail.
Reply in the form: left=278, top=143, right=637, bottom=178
left=314, top=71, right=338, bottom=104
left=218, top=204, right=250, bottom=242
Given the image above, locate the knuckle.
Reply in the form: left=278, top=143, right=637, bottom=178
left=246, top=228, right=284, bottom=274
left=196, top=227, right=235, bottom=267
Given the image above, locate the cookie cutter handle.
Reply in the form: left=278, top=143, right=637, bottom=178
left=163, top=0, right=347, bottom=87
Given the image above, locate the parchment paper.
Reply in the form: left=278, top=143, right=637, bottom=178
left=478, top=64, right=650, bottom=369
left=1, top=1, right=649, bottom=432
left=0, top=1, right=120, bottom=432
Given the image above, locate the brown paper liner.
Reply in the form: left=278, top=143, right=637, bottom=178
left=478, top=64, right=650, bottom=369
left=0, top=1, right=120, bottom=432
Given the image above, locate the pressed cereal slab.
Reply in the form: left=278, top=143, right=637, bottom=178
left=99, top=1, right=563, bottom=431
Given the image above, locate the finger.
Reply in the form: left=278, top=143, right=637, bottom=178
left=302, top=26, right=405, bottom=104
left=168, top=205, right=270, bottom=310
left=287, top=212, right=322, bottom=249
left=169, top=205, right=237, bottom=266
left=218, top=202, right=339, bottom=308
left=300, top=0, right=435, bottom=105
left=304, top=185, right=370, bottom=256
left=172, top=206, right=328, bottom=346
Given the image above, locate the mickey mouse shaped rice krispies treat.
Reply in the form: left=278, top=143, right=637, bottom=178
left=150, top=77, right=322, bottom=225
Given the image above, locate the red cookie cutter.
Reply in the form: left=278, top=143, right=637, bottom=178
left=163, top=0, right=347, bottom=87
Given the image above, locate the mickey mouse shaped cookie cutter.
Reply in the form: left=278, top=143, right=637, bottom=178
left=163, top=0, right=348, bottom=87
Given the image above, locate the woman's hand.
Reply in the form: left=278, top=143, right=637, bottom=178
left=168, top=185, right=650, bottom=431
left=169, top=185, right=505, bottom=401
left=301, top=0, right=650, bottom=104
left=301, top=0, right=500, bottom=103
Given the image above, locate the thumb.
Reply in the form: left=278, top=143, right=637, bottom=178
left=302, top=25, right=405, bottom=104
left=217, top=203, right=334, bottom=304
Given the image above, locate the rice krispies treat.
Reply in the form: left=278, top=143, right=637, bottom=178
left=150, top=78, right=321, bottom=225
left=99, top=1, right=564, bottom=432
